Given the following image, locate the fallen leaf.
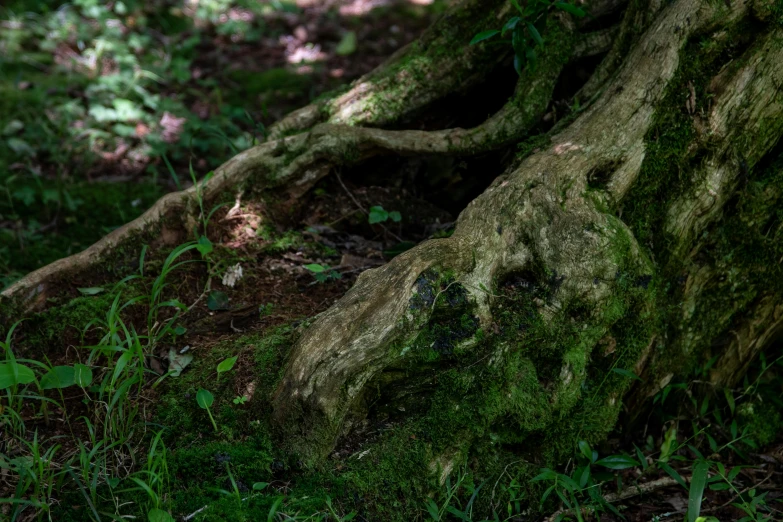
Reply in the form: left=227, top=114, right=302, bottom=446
left=78, top=287, right=105, bottom=296
left=148, top=356, right=164, bottom=376
left=168, top=348, right=193, bottom=377
left=207, top=290, right=230, bottom=311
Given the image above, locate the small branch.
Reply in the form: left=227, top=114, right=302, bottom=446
left=546, top=476, right=690, bottom=522
left=187, top=277, right=212, bottom=313
left=335, top=172, right=367, bottom=213
left=704, top=470, right=775, bottom=514
left=183, top=505, right=208, bottom=521
left=335, top=172, right=404, bottom=243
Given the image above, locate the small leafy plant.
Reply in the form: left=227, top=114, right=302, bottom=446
left=259, top=302, right=274, bottom=316
left=325, top=495, right=358, bottom=521
left=531, top=440, right=638, bottom=520
left=196, top=388, right=219, bottom=432
left=470, top=0, right=586, bottom=75
left=368, top=205, right=401, bottom=225
left=216, top=356, right=238, bottom=383
left=304, top=263, right=342, bottom=283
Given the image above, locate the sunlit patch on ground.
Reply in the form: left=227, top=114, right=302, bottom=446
left=0, top=0, right=440, bottom=289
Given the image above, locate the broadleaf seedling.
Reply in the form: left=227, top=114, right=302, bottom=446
left=304, top=263, right=341, bottom=283
left=0, top=363, right=36, bottom=389
left=148, top=508, right=175, bottom=522
left=74, top=363, right=93, bottom=387
left=40, top=365, right=77, bottom=390
left=216, top=356, right=237, bottom=382
left=368, top=205, right=401, bottom=224
left=469, top=0, right=586, bottom=76
left=196, top=388, right=218, bottom=432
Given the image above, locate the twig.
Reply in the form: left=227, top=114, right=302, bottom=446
left=703, top=470, right=775, bottom=513
left=220, top=213, right=260, bottom=221
left=187, top=276, right=213, bottom=312
left=335, top=172, right=404, bottom=243
left=490, top=460, right=526, bottom=514
left=604, top=476, right=688, bottom=503
left=545, top=476, right=690, bottom=522
left=183, top=504, right=208, bottom=521
left=335, top=172, right=367, bottom=213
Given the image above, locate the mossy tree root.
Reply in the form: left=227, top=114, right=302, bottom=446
left=4, top=0, right=783, bottom=501
left=272, top=0, right=768, bottom=461
left=268, top=0, right=629, bottom=139
left=625, top=26, right=783, bottom=408
left=1, top=2, right=615, bottom=310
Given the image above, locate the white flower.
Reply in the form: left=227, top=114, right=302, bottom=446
left=222, top=263, right=243, bottom=288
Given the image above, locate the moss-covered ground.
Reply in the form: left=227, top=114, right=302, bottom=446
left=2, top=3, right=783, bottom=522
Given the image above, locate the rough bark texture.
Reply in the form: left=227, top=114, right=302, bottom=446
left=272, top=0, right=783, bottom=464
left=3, top=0, right=783, bottom=496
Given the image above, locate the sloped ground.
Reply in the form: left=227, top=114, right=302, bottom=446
left=2, top=160, right=781, bottom=520
left=1, top=1, right=783, bottom=521
left=0, top=0, right=438, bottom=287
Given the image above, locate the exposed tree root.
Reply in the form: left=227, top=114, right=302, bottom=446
left=1, top=2, right=614, bottom=309
left=269, top=0, right=629, bottom=139
left=664, top=28, right=783, bottom=255
left=3, top=0, right=782, bottom=502
left=575, top=0, right=663, bottom=104
left=271, top=0, right=753, bottom=459
left=625, top=27, right=783, bottom=403
left=267, top=0, right=515, bottom=138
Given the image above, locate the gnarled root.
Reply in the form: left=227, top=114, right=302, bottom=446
left=5, top=0, right=783, bottom=492
left=271, top=0, right=761, bottom=460
left=2, top=0, right=615, bottom=309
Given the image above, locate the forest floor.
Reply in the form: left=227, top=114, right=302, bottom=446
left=1, top=1, right=782, bottom=521
left=0, top=0, right=438, bottom=287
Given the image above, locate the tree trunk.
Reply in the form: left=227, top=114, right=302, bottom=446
left=3, top=0, right=783, bottom=498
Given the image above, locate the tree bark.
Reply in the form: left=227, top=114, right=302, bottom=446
left=3, top=0, right=783, bottom=497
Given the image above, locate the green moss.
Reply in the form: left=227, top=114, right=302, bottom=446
left=260, top=229, right=304, bottom=253
left=753, top=0, right=783, bottom=25
left=736, top=399, right=783, bottom=447
left=170, top=436, right=274, bottom=490
left=0, top=181, right=163, bottom=286
left=148, top=327, right=298, bottom=518
left=681, top=151, right=783, bottom=372
left=617, top=18, right=771, bottom=383
left=156, top=326, right=293, bottom=441
left=624, top=23, right=782, bottom=377
left=19, top=285, right=145, bottom=356
left=322, top=0, right=508, bottom=126
left=357, top=227, right=659, bottom=513
left=226, top=68, right=312, bottom=98
left=623, top=36, right=740, bottom=258
left=331, top=423, right=435, bottom=520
